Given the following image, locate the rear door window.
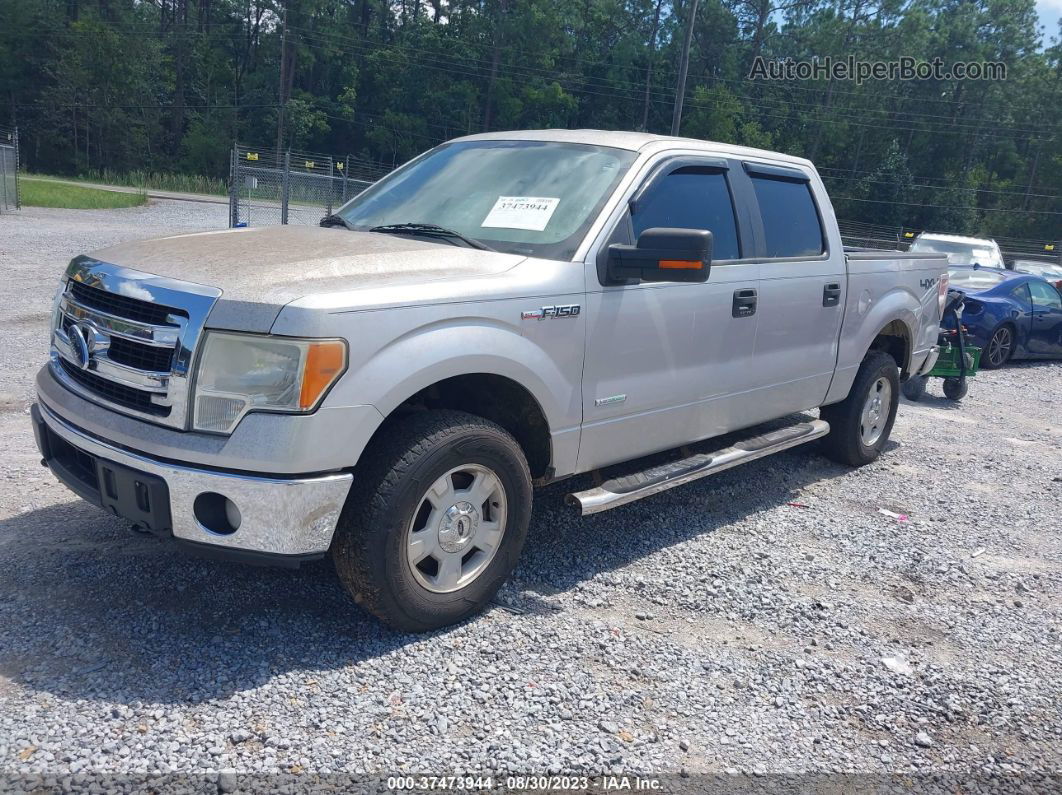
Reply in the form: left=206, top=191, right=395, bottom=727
left=632, top=167, right=741, bottom=260
left=748, top=174, right=825, bottom=258
left=1009, top=282, right=1031, bottom=305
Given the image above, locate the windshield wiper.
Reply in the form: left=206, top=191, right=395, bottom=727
left=320, top=213, right=351, bottom=229
left=368, top=223, right=495, bottom=251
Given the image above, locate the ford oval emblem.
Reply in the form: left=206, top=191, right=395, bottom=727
left=69, top=323, right=92, bottom=369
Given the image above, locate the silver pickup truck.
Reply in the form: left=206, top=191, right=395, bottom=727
left=32, top=130, right=947, bottom=631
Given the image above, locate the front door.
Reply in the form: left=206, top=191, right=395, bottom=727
left=578, top=160, right=759, bottom=472
left=1028, top=280, right=1062, bottom=355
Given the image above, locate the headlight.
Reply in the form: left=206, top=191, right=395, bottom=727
left=192, top=332, right=347, bottom=433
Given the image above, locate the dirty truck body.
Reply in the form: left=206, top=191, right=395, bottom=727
left=33, top=130, right=946, bottom=630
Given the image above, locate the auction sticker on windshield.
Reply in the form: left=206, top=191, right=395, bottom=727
left=482, top=196, right=560, bottom=231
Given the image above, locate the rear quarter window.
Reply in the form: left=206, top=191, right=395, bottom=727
left=749, top=175, right=825, bottom=258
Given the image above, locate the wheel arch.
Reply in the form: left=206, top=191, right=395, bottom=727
left=868, top=319, right=913, bottom=376
left=368, top=373, right=554, bottom=480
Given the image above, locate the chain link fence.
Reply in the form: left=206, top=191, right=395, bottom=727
left=229, top=144, right=384, bottom=228
left=0, top=127, right=20, bottom=214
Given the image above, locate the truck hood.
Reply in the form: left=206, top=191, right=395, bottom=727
left=86, top=225, right=526, bottom=332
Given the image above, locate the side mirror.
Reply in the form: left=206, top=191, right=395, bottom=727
left=606, top=227, right=712, bottom=284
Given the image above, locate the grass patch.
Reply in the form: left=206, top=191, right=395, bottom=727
left=20, top=178, right=148, bottom=209
left=80, top=168, right=228, bottom=196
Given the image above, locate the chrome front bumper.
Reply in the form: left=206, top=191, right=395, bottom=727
left=33, top=401, right=353, bottom=560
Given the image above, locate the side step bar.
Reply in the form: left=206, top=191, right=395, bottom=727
left=566, top=419, right=830, bottom=515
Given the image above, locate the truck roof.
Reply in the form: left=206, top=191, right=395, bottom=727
left=452, top=128, right=815, bottom=170
left=915, top=232, right=998, bottom=246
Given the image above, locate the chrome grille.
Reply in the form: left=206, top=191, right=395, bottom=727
left=61, top=313, right=175, bottom=373
left=68, top=279, right=182, bottom=326
left=58, top=358, right=171, bottom=416
left=49, top=257, right=220, bottom=429
left=107, top=335, right=175, bottom=372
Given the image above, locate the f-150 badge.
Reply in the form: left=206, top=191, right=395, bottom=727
left=522, top=304, right=581, bottom=320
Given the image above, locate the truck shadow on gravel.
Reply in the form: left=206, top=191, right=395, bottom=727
left=0, top=438, right=857, bottom=706
left=514, top=442, right=868, bottom=600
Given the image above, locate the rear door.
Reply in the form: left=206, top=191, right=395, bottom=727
left=578, top=157, right=759, bottom=471
left=1027, top=279, right=1062, bottom=355
left=736, top=162, right=846, bottom=421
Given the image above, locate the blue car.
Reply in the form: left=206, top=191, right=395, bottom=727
left=947, top=267, right=1062, bottom=368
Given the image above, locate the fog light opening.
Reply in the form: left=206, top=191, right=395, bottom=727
left=193, top=492, right=242, bottom=535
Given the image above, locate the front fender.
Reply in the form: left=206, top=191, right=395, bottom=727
left=317, top=306, right=585, bottom=474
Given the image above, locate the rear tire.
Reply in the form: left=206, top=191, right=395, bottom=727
left=332, top=410, right=532, bottom=633
left=821, top=351, right=900, bottom=467
left=981, top=325, right=1014, bottom=369
left=901, top=375, right=927, bottom=402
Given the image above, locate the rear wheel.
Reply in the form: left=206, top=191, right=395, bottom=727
left=821, top=351, right=900, bottom=467
left=982, top=325, right=1014, bottom=369
left=332, top=410, right=532, bottom=632
left=901, top=374, right=927, bottom=402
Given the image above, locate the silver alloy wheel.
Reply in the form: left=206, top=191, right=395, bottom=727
left=859, top=376, right=892, bottom=447
left=987, top=326, right=1012, bottom=366
left=405, top=464, right=507, bottom=594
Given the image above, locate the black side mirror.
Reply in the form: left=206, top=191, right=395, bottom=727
left=606, top=227, right=712, bottom=284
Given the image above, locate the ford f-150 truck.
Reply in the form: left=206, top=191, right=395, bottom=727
left=32, top=130, right=947, bottom=631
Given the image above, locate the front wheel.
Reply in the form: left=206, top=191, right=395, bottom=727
left=332, top=410, right=532, bottom=632
left=820, top=351, right=900, bottom=467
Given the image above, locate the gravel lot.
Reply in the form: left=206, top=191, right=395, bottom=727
left=0, top=202, right=1059, bottom=786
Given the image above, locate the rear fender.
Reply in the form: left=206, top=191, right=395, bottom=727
left=824, top=286, right=920, bottom=405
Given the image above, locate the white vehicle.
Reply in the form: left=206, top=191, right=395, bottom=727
left=909, top=232, right=1005, bottom=269
left=1011, top=258, right=1062, bottom=289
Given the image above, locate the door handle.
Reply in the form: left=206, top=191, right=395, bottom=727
left=732, top=288, right=757, bottom=318
left=823, top=283, right=842, bottom=307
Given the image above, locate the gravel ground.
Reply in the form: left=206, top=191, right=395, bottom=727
left=0, top=202, right=1059, bottom=787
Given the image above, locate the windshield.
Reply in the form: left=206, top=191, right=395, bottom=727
left=948, top=268, right=1007, bottom=290
left=910, top=238, right=1003, bottom=268
left=335, top=140, right=637, bottom=260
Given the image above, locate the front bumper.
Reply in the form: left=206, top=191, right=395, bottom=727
left=32, top=401, right=353, bottom=563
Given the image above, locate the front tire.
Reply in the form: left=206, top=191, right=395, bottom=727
left=332, top=410, right=532, bottom=632
left=821, top=351, right=900, bottom=467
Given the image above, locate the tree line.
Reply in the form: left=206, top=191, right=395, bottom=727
left=0, top=0, right=1059, bottom=239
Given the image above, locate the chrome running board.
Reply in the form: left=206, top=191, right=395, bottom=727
left=566, top=419, right=830, bottom=515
